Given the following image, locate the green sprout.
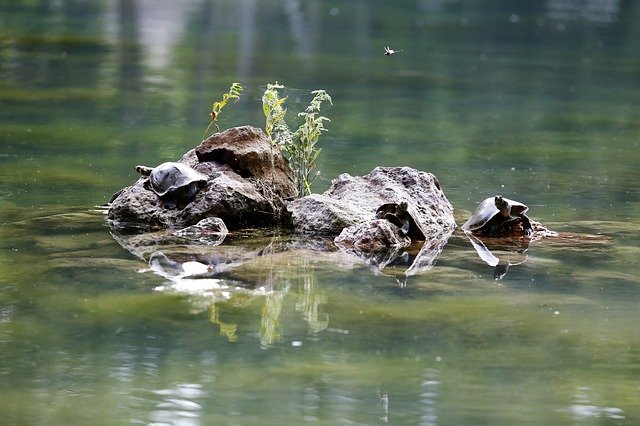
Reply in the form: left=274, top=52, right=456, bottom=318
left=203, top=82, right=244, bottom=139
left=262, top=82, right=292, bottom=147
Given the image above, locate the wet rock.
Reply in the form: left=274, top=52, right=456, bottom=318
left=172, top=217, right=228, bottom=246
left=107, top=126, right=294, bottom=231
left=334, top=219, right=411, bottom=273
left=288, top=166, right=456, bottom=236
left=334, top=219, right=410, bottom=252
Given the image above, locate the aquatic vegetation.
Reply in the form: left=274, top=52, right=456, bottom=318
left=202, top=82, right=244, bottom=138
left=262, top=83, right=332, bottom=197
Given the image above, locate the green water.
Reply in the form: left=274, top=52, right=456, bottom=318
left=1, top=1, right=639, bottom=424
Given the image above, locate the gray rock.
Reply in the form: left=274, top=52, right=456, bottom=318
left=334, top=219, right=411, bottom=252
left=288, top=166, right=456, bottom=237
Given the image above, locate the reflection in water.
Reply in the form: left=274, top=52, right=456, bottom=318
left=465, top=233, right=529, bottom=280
left=546, top=0, right=621, bottom=23
left=420, top=369, right=440, bottom=426
left=303, top=385, right=321, bottom=422
left=568, top=386, right=625, bottom=419
left=150, top=383, right=205, bottom=426
left=141, top=244, right=330, bottom=348
left=209, top=303, right=238, bottom=342
left=259, top=281, right=286, bottom=349
left=377, top=389, right=389, bottom=423
left=295, top=262, right=329, bottom=334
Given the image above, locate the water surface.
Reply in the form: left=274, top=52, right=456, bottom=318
left=1, top=1, right=639, bottom=424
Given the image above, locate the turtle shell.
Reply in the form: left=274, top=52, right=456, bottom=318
left=462, top=195, right=528, bottom=232
left=147, top=162, right=208, bottom=197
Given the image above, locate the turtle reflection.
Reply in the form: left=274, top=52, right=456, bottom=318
left=465, top=233, right=529, bottom=280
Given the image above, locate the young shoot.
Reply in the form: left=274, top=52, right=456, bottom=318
left=203, top=82, right=244, bottom=139
left=262, top=82, right=292, bottom=147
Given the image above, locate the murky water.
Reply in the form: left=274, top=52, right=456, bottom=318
left=1, top=1, right=639, bottom=424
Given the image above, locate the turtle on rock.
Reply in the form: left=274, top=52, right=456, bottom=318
left=462, top=195, right=533, bottom=237
left=135, top=162, right=208, bottom=209
left=375, top=201, right=424, bottom=240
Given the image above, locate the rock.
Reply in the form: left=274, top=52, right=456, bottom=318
left=287, top=194, right=366, bottom=236
left=107, top=126, right=294, bottom=231
left=334, top=219, right=411, bottom=252
left=288, top=166, right=456, bottom=237
left=195, top=126, right=297, bottom=200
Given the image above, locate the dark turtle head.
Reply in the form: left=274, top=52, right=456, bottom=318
left=396, top=201, right=408, bottom=216
left=135, top=165, right=153, bottom=176
left=494, top=195, right=511, bottom=217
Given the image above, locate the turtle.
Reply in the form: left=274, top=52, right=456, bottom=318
left=375, top=201, right=424, bottom=240
left=462, top=195, right=533, bottom=237
left=135, top=162, right=208, bottom=209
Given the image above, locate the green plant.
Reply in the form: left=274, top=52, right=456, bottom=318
left=262, top=84, right=332, bottom=197
left=292, top=90, right=332, bottom=196
left=203, top=82, right=244, bottom=139
left=262, top=82, right=291, bottom=147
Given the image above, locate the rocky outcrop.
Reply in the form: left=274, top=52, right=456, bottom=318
left=107, top=127, right=459, bottom=277
left=107, top=126, right=295, bottom=231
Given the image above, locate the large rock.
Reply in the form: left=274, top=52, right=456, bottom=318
left=108, top=126, right=295, bottom=231
left=288, top=166, right=456, bottom=237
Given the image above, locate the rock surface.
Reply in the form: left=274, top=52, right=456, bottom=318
left=288, top=166, right=456, bottom=237
left=108, top=126, right=295, bottom=231
left=196, top=126, right=297, bottom=200
left=334, top=219, right=411, bottom=252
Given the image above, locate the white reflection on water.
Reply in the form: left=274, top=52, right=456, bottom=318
left=110, top=350, right=136, bottom=383
left=378, top=389, right=389, bottom=423
left=546, top=0, right=621, bottom=23
left=420, top=369, right=440, bottom=426
left=149, top=383, right=205, bottom=426
left=567, top=386, right=625, bottom=419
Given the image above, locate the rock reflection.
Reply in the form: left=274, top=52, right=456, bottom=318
left=336, top=228, right=454, bottom=281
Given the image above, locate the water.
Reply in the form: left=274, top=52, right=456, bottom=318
left=1, top=1, right=639, bottom=424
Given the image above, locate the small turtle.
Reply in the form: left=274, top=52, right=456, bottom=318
left=375, top=201, right=423, bottom=239
left=462, top=195, right=533, bottom=236
left=135, top=162, right=208, bottom=209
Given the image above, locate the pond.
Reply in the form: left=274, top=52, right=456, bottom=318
left=1, top=0, right=639, bottom=424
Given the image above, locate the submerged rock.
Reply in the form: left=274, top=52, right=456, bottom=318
left=107, top=126, right=295, bottom=231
